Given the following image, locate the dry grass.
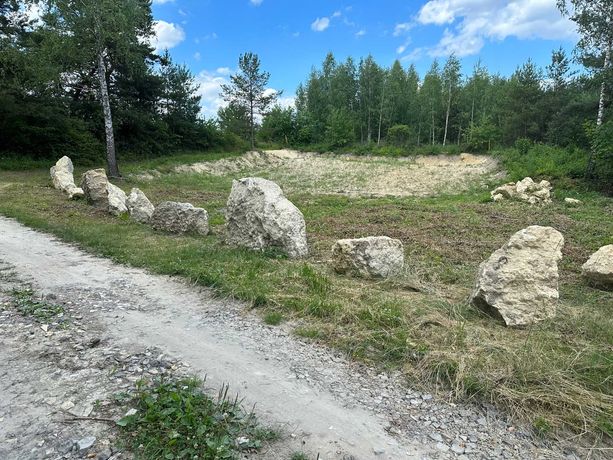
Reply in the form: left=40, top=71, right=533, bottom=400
left=0, top=156, right=611, bottom=445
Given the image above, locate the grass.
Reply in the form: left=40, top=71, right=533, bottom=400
left=117, top=377, right=275, bottom=459
left=0, top=151, right=612, bottom=443
left=9, top=288, right=67, bottom=325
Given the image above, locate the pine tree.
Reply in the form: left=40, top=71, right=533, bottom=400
left=221, top=52, right=278, bottom=149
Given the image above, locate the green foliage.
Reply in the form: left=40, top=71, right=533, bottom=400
left=221, top=52, right=277, bottom=148
left=118, top=378, right=271, bottom=459
left=496, top=144, right=587, bottom=183
left=11, top=288, right=66, bottom=324
left=325, top=108, right=354, bottom=148
left=586, top=121, right=613, bottom=189
left=263, top=311, right=284, bottom=326
left=387, top=125, right=413, bottom=147
left=465, top=118, right=500, bottom=152
left=514, top=137, right=533, bottom=155
left=259, top=106, right=295, bottom=145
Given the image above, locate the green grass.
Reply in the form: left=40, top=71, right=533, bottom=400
left=117, top=377, right=274, bottom=459
left=9, top=288, right=67, bottom=325
left=0, top=152, right=612, bottom=442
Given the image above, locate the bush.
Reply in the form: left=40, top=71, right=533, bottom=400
left=325, top=109, right=354, bottom=149
left=496, top=144, right=587, bottom=184
left=387, top=125, right=413, bottom=147
left=515, top=137, right=532, bottom=155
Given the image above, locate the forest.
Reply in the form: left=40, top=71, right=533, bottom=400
left=1, top=0, right=612, bottom=187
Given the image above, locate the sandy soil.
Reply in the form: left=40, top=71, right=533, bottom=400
left=173, top=150, right=500, bottom=197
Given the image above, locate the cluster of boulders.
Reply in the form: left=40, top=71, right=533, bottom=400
left=50, top=158, right=611, bottom=328
left=491, top=177, right=552, bottom=204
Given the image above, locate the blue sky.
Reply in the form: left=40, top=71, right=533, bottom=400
left=150, top=0, right=579, bottom=118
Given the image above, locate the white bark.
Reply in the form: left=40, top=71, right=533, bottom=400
left=597, top=45, right=611, bottom=127
left=97, top=50, right=119, bottom=177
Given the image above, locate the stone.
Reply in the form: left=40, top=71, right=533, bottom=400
left=565, top=197, right=582, bottom=206
left=151, top=201, right=209, bottom=235
left=582, top=245, right=613, bottom=289
left=80, top=169, right=109, bottom=208
left=332, top=236, right=404, bottom=279
left=225, top=177, right=308, bottom=258
left=470, top=226, right=564, bottom=327
left=491, top=177, right=552, bottom=204
left=50, top=156, right=84, bottom=199
left=126, top=188, right=154, bottom=223
left=107, top=183, right=128, bottom=216
left=75, top=436, right=96, bottom=452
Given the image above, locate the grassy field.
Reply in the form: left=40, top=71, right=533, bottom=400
left=0, top=151, right=611, bottom=442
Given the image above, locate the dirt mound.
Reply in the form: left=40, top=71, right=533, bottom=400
left=169, top=150, right=499, bottom=197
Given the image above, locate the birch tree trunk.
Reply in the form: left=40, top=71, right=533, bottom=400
left=443, top=83, right=452, bottom=146
left=97, top=50, right=120, bottom=178
left=587, top=44, right=611, bottom=177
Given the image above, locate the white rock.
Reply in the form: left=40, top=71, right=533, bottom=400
left=564, top=197, right=582, bottom=206
left=470, top=226, right=564, bottom=327
left=225, top=177, right=308, bottom=258
left=332, top=236, right=404, bottom=279
left=50, top=156, right=84, bottom=199
left=76, top=436, right=96, bottom=452
left=80, top=169, right=109, bottom=208
left=490, top=177, right=552, bottom=204
left=107, top=183, right=128, bottom=216
left=582, top=245, right=613, bottom=289
left=151, top=201, right=209, bottom=235
left=126, top=188, right=154, bottom=223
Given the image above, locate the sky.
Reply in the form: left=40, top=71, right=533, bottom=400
left=150, top=0, right=580, bottom=118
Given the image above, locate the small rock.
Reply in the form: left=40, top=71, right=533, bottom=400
left=373, top=447, right=385, bottom=455
left=332, top=236, right=404, bottom=279
left=76, top=436, right=96, bottom=452
left=564, top=197, right=582, bottom=206
left=151, top=201, right=209, bottom=236
left=582, top=245, right=613, bottom=289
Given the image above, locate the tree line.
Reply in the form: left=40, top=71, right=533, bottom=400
left=0, top=0, right=212, bottom=175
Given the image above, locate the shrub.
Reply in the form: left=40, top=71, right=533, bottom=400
left=387, top=125, right=413, bottom=147
left=514, top=137, right=532, bottom=155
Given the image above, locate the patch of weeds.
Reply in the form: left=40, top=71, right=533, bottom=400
left=263, top=311, right=284, bottom=326
left=290, top=453, right=310, bottom=460
left=533, top=416, right=553, bottom=437
left=300, top=264, right=331, bottom=296
left=11, top=288, right=66, bottom=324
left=118, top=377, right=274, bottom=460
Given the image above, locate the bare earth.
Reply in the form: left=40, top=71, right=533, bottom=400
left=0, top=216, right=585, bottom=460
left=171, top=150, right=500, bottom=197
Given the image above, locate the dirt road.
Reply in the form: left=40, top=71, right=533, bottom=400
left=0, top=217, right=580, bottom=459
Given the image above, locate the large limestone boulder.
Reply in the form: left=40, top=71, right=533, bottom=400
left=470, top=226, right=564, bottom=327
left=80, top=169, right=109, bottom=208
left=332, top=236, right=404, bottom=279
left=126, top=188, right=155, bottom=223
left=225, top=177, right=308, bottom=258
left=107, top=183, right=128, bottom=216
left=582, top=245, right=613, bottom=289
left=491, top=177, right=552, bottom=205
left=151, top=201, right=209, bottom=235
left=50, top=156, right=84, bottom=200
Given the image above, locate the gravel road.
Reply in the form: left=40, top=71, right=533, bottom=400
left=0, top=216, right=586, bottom=459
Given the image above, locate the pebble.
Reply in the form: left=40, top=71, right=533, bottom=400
left=76, top=436, right=96, bottom=452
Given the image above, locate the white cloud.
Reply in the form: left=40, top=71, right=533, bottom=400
left=355, top=29, right=366, bottom=38
left=151, top=20, right=185, bottom=52
left=311, top=17, right=330, bottom=32
left=416, top=0, right=578, bottom=57
left=393, top=22, right=412, bottom=37
left=195, top=70, right=229, bottom=119
left=250, top=0, right=263, bottom=5
left=216, top=67, right=232, bottom=75
left=193, top=52, right=201, bottom=61
left=332, top=11, right=341, bottom=18
left=152, top=0, right=174, bottom=4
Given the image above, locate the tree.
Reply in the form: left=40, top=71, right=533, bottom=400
left=217, top=102, right=251, bottom=142
left=558, top=0, right=613, bottom=176
left=259, top=105, right=295, bottom=145
left=221, top=52, right=278, bottom=149
left=46, top=0, right=155, bottom=177
left=441, top=54, right=461, bottom=146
